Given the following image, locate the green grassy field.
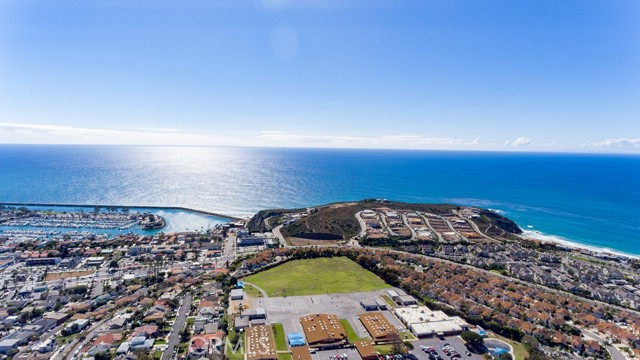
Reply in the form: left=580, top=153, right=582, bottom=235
left=340, top=319, right=366, bottom=342
left=244, top=257, right=390, bottom=296
left=272, top=323, right=288, bottom=351
left=244, top=283, right=264, bottom=298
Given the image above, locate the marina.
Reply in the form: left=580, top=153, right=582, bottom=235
left=0, top=203, right=233, bottom=240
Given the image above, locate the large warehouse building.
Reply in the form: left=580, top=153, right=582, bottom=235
left=246, top=325, right=277, bottom=360
left=394, top=306, right=468, bottom=338
left=300, top=314, right=348, bottom=347
left=357, top=312, right=400, bottom=343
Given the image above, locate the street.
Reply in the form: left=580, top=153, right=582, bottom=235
left=581, top=328, right=626, bottom=360
left=162, top=292, right=193, bottom=360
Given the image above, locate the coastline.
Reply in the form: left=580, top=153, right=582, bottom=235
left=3, top=201, right=637, bottom=260
left=0, top=202, right=243, bottom=222
left=521, top=229, right=640, bottom=260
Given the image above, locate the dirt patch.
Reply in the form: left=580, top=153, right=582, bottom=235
left=288, top=237, right=341, bottom=246
left=46, top=270, right=95, bottom=281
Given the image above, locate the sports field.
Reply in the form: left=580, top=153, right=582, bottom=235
left=244, top=257, right=390, bottom=296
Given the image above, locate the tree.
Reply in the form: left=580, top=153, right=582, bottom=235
left=495, top=354, right=512, bottom=360
left=180, top=326, right=191, bottom=342
left=95, top=352, right=112, bottom=360
left=109, top=259, right=119, bottom=268
left=390, top=333, right=405, bottom=354
left=461, top=331, right=484, bottom=348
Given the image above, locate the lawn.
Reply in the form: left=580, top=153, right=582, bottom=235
left=272, top=323, right=288, bottom=351
left=244, top=283, right=264, bottom=298
left=340, top=319, right=366, bottom=342
left=399, top=330, right=416, bottom=341
left=226, top=333, right=245, bottom=360
left=244, top=257, right=390, bottom=296
left=374, top=345, right=395, bottom=355
left=381, top=295, right=397, bottom=308
left=488, top=334, right=529, bottom=360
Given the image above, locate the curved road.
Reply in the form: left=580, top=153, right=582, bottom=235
left=581, top=328, right=626, bottom=360
left=243, top=282, right=269, bottom=298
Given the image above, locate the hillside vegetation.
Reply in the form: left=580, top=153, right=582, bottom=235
left=248, top=199, right=522, bottom=241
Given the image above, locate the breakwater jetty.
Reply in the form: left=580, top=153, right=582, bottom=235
left=0, top=202, right=243, bottom=222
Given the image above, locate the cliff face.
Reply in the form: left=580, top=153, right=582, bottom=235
left=475, top=209, right=523, bottom=235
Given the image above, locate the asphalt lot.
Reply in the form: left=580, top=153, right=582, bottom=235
left=249, top=289, right=393, bottom=338
left=409, top=336, right=484, bottom=360
left=312, top=347, right=361, bottom=360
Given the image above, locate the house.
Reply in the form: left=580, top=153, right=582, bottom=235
left=130, top=336, right=154, bottom=351
left=116, top=342, right=131, bottom=355
left=230, top=289, right=244, bottom=300
left=62, top=319, right=89, bottom=335
left=88, top=344, right=112, bottom=357
left=360, top=300, right=378, bottom=311
left=395, top=295, right=418, bottom=306
left=43, top=312, right=71, bottom=326
left=189, top=336, right=210, bottom=358
left=353, top=340, right=378, bottom=360
left=32, top=337, right=55, bottom=353
left=93, top=333, right=122, bottom=346
left=0, top=339, right=20, bottom=354
left=110, top=317, right=127, bottom=329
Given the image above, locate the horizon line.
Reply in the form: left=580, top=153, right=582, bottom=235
left=1, top=142, right=639, bottom=156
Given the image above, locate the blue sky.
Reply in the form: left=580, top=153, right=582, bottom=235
left=0, top=0, right=639, bottom=151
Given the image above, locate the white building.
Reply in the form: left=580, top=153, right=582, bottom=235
left=394, top=306, right=468, bottom=338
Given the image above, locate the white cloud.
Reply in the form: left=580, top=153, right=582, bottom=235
left=504, top=137, right=531, bottom=146
left=592, top=138, right=640, bottom=148
left=0, top=122, right=236, bottom=145
left=257, top=131, right=481, bottom=149
left=130, top=127, right=181, bottom=133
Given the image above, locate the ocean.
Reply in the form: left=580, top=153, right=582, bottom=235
left=0, top=145, right=638, bottom=255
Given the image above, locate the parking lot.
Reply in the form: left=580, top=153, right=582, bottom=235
left=409, top=336, right=484, bottom=360
left=312, top=347, right=362, bottom=360
left=250, top=289, right=393, bottom=337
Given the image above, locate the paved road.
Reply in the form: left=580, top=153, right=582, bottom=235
left=58, top=316, right=111, bottom=360
left=272, top=225, right=289, bottom=248
left=401, top=214, right=417, bottom=239
left=418, top=213, right=444, bottom=242
left=451, top=209, right=499, bottom=243
left=582, top=328, right=627, bottom=360
left=243, top=282, right=268, bottom=298
left=353, top=211, right=367, bottom=239
left=16, top=323, right=66, bottom=358
left=162, top=292, right=193, bottom=360
left=218, top=233, right=237, bottom=268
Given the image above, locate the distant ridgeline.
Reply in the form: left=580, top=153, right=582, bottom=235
left=247, top=199, right=522, bottom=242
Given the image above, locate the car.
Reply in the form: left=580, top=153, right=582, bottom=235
left=465, top=351, right=471, bottom=356
left=406, top=354, right=418, bottom=360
